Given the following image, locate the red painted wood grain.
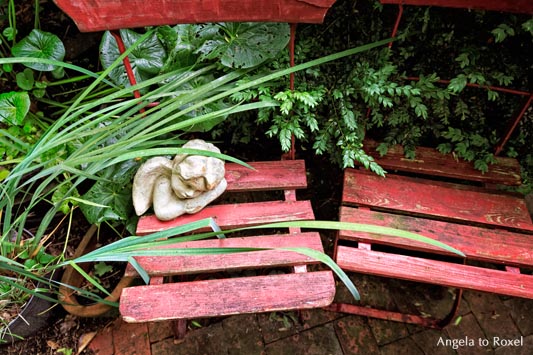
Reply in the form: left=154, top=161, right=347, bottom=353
left=362, top=139, right=522, bottom=186
left=337, top=246, right=533, bottom=298
left=339, top=207, right=533, bottom=267
left=120, top=271, right=335, bottom=322
left=124, top=232, right=325, bottom=277
left=343, top=169, right=533, bottom=232
left=137, top=200, right=315, bottom=235
left=53, top=0, right=337, bottom=32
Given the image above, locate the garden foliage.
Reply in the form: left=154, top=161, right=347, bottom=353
left=224, top=0, right=532, bottom=179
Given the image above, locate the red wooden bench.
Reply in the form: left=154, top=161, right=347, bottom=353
left=52, top=0, right=338, bottom=332
left=119, top=159, right=335, bottom=329
left=327, top=140, right=533, bottom=328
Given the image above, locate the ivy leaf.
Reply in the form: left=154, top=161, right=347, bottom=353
left=0, top=91, right=31, bottom=125
left=94, top=262, right=114, bottom=277
left=11, top=29, right=65, bottom=71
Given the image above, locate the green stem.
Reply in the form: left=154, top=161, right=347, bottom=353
left=33, top=0, right=40, bottom=29
left=8, top=0, right=16, bottom=45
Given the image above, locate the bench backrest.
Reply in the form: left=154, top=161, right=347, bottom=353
left=363, top=140, right=522, bottom=186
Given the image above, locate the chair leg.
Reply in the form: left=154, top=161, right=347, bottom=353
left=172, top=320, right=187, bottom=340
left=325, top=286, right=463, bottom=329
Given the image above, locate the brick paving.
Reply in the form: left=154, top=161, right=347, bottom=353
left=87, top=281, right=532, bottom=355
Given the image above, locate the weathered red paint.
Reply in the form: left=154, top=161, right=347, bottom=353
left=339, top=207, right=533, bottom=267
left=121, top=158, right=334, bottom=324
left=336, top=246, right=532, bottom=299
left=224, top=160, right=307, bottom=191
left=137, top=199, right=315, bottom=234
left=123, top=233, right=324, bottom=277
left=363, top=139, right=522, bottom=186
left=333, top=142, right=533, bottom=328
left=343, top=169, right=533, bottom=232
left=53, top=0, right=337, bottom=32
left=380, top=0, right=533, bottom=14
left=120, top=271, right=335, bottom=322
left=136, top=159, right=313, bottom=234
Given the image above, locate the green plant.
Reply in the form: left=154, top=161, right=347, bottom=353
left=225, top=0, right=531, bottom=176
left=59, top=218, right=464, bottom=307
left=0, top=22, right=470, bottom=343
left=0, top=26, right=395, bottom=332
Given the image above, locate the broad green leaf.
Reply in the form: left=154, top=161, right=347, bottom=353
left=158, top=24, right=218, bottom=72
left=100, top=29, right=166, bottom=88
left=16, top=68, right=34, bottom=90
left=0, top=91, right=31, bottom=125
left=79, top=160, right=139, bottom=224
left=11, top=29, right=65, bottom=71
left=198, top=23, right=290, bottom=69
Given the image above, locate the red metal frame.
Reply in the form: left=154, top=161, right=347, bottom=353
left=380, top=0, right=533, bottom=14
left=330, top=211, right=465, bottom=329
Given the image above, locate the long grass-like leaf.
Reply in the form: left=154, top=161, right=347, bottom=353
left=65, top=261, right=111, bottom=297
left=236, top=220, right=466, bottom=256
left=281, top=247, right=360, bottom=300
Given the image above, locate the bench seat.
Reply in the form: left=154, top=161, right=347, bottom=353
left=120, top=232, right=335, bottom=322
left=343, top=169, right=533, bottom=232
left=333, top=141, right=533, bottom=328
left=363, top=139, right=522, bottom=186
left=119, top=159, right=335, bottom=326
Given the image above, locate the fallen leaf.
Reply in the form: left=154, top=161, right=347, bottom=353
left=47, top=340, right=60, bottom=350
left=77, top=331, right=97, bottom=354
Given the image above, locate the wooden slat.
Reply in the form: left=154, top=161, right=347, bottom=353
left=343, top=169, right=533, bottom=232
left=336, top=246, right=533, bottom=299
left=339, top=207, right=533, bottom=267
left=124, top=232, right=324, bottom=277
left=137, top=200, right=314, bottom=235
left=120, top=271, right=336, bottom=322
left=363, top=140, right=522, bottom=186
left=53, top=0, right=337, bottom=32
left=380, top=0, right=533, bottom=14
left=225, top=160, right=307, bottom=191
